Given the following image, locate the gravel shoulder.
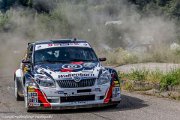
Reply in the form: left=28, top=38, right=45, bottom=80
left=115, top=63, right=180, bottom=73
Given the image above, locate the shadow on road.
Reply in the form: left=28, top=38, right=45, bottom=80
left=33, top=94, right=148, bottom=114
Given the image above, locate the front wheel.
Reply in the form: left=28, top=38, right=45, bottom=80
left=108, top=101, right=121, bottom=108
left=14, top=77, right=23, bottom=101
left=110, top=103, right=119, bottom=108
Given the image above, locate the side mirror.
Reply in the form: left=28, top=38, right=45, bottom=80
left=99, top=58, right=106, bottom=62
left=22, top=59, right=31, bottom=64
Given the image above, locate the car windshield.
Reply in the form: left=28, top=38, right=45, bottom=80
left=34, top=47, right=98, bottom=64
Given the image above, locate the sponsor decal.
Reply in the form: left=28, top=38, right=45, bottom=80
left=28, top=87, right=35, bottom=92
left=112, top=87, right=120, bottom=98
left=35, top=43, right=91, bottom=50
left=48, top=43, right=61, bottom=47
left=28, top=92, right=38, bottom=104
left=71, top=61, right=84, bottom=65
left=114, top=81, right=120, bottom=87
left=28, top=98, right=38, bottom=103
left=29, top=102, right=40, bottom=107
left=60, top=68, right=73, bottom=72
left=29, top=102, right=33, bottom=107
left=62, top=64, right=83, bottom=70
left=83, top=63, right=96, bottom=68
left=58, top=73, right=95, bottom=78
left=32, top=103, right=40, bottom=106
left=55, top=91, right=64, bottom=94
left=24, top=67, right=28, bottom=72
left=28, top=92, right=38, bottom=97
left=70, top=101, right=86, bottom=104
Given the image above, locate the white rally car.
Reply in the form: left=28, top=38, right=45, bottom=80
left=14, top=39, right=121, bottom=111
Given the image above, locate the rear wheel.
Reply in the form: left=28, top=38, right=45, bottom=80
left=14, top=78, right=23, bottom=101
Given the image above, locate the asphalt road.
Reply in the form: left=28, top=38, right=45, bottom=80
left=0, top=64, right=180, bottom=120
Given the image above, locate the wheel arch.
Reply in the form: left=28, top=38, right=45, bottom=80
left=105, top=67, right=119, bottom=80
left=15, top=69, right=23, bottom=78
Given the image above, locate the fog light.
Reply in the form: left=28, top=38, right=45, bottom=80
left=95, top=88, right=101, bottom=92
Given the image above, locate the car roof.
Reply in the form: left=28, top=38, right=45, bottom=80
left=29, top=38, right=88, bottom=45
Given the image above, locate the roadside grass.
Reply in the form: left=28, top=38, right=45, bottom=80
left=98, top=47, right=180, bottom=66
left=160, top=69, right=180, bottom=91
left=98, top=48, right=139, bottom=66
left=119, top=68, right=180, bottom=91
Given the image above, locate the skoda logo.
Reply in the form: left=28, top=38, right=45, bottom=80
left=74, top=76, right=82, bottom=82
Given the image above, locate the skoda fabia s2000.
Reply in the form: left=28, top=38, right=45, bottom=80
left=14, top=39, right=121, bottom=111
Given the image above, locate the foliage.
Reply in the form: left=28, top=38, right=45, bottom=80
left=120, top=68, right=180, bottom=91
left=0, top=0, right=16, bottom=11
left=0, top=0, right=179, bottom=20
left=120, top=69, right=163, bottom=83
left=128, top=0, right=180, bottom=20
left=0, top=11, right=9, bottom=30
left=160, top=69, right=180, bottom=90
left=99, top=48, right=139, bottom=65
left=123, top=81, right=134, bottom=91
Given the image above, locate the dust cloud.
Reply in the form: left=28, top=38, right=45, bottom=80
left=0, top=0, right=178, bottom=73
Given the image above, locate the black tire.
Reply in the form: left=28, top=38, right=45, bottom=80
left=14, top=78, right=24, bottom=101
left=27, top=109, right=33, bottom=112
left=110, top=103, right=119, bottom=108
left=109, top=101, right=121, bottom=108
left=27, top=109, right=37, bottom=112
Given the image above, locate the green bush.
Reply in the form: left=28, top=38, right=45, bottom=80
left=0, top=11, right=9, bottom=29
left=124, top=81, right=134, bottom=91
left=160, top=69, right=180, bottom=90
left=120, top=68, right=180, bottom=91
left=101, top=48, right=139, bottom=65
left=130, top=69, right=149, bottom=81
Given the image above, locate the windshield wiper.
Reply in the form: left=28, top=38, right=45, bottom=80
left=35, top=60, right=70, bottom=64
left=35, top=60, right=55, bottom=64
left=70, top=58, right=96, bottom=62
left=50, top=60, right=70, bottom=63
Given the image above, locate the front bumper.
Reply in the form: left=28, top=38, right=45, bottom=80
left=27, top=101, right=121, bottom=111
left=25, top=83, right=121, bottom=110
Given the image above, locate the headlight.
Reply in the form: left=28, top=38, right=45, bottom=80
left=35, top=75, right=56, bottom=88
left=97, top=71, right=111, bottom=85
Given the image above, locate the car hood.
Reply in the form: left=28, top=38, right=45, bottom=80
left=34, top=62, right=104, bottom=80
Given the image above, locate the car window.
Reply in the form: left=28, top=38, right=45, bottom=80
left=34, top=47, right=98, bottom=63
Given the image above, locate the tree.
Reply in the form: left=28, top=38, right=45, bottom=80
left=0, top=0, right=16, bottom=11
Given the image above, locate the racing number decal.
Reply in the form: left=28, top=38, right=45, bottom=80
left=28, top=91, right=40, bottom=107
left=27, top=87, right=50, bottom=108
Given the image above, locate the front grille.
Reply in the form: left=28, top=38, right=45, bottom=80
left=57, top=79, right=96, bottom=88
left=60, top=95, right=95, bottom=103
